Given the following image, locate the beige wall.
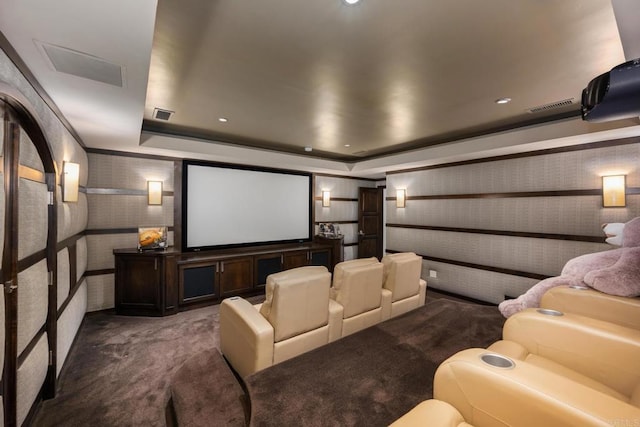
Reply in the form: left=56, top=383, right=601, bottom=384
left=386, top=141, right=640, bottom=304
left=85, top=153, right=175, bottom=311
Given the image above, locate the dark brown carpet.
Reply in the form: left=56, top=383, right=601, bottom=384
left=245, top=299, right=504, bottom=426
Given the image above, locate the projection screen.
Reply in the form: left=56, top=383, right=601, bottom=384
left=183, top=161, right=312, bottom=250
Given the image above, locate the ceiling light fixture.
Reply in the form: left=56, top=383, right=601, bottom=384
left=218, top=117, right=228, bottom=122
left=344, top=144, right=351, bottom=147
left=343, top=0, right=360, bottom=5
left=495, top=97, right=512, bottom=105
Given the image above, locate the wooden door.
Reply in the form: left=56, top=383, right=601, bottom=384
left=220, top=257, right=254, bottom=297
left=1, top=97, right=57, bottom=426
left=357, top=187, right=383, bottom=259
left=283, top=250, right=309, bottom=270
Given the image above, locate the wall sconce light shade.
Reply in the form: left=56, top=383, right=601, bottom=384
left=322, top=191, right=331, bottom=207
left=148, top=181, right=163, bottom=205
left=602, top=175, right=626, bottom=207
left=396, top=189, right=406, bottom=208
left=62, top=161, right=80, bottom=202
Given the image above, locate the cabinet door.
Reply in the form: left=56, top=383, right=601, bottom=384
left=283, top=250, right=309, bottom=270
left=116, top=255, right=162, bottom=313
left=254, top=253, right=283, bottom=288
left=310, top=249, right=331, bottom=269
left=220, top=257, right=254, bottom=297
left=179, top=262, right=218, bottom=304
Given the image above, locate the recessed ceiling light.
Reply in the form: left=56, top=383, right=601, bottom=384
left=304, top=146, right=313, bottom=152
left=344, top=144, right=351, bottom=147
left=343, top=0, right=360, bottom=5
left=218, top=117, right=228, bottom=122
left=495, top=97, right=512, bottom=104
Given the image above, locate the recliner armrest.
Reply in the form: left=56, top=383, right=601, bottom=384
left=435, top=348, right=640, bottom=427
left=418, top=279, right=427, bottom=306
left=381, top=288, right=392, bottom=321
left=390, top=400, right=470, bottom=427
left=220, top=297, right=275, bottom=378
left=328, top=299, right=344, bottom=342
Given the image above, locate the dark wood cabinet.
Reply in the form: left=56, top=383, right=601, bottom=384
left=114, top=249, right=178, bottom=316
left=114, top=242, right=335, bottom=316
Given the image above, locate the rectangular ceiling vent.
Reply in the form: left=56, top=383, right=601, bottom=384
left=38, top=42, right=124, bottom=87
left=153, top=108, right=174, bottom=121
left=527, top=98, right=575, bottom=114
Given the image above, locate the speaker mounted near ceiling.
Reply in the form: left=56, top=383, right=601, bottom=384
left=581, top=58, right=640, bottom=122
left=38, top=41, right=124, bottom=87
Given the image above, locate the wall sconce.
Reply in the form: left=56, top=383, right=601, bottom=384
left=62, top=161, right=80, bottom=202
left=322, top=191, right=331, bottom=207
left=148, top=181, right=163, bottom=205
left=602, top=175, right=626, bottom=207
left=396, top=189, right=406, bottom=208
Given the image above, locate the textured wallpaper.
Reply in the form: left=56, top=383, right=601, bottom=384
left=386, top=142, right=640, bottom=303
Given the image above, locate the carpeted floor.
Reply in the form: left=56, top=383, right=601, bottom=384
left=32, top=294, right=503, bottom=427
left=246, top=299, right=504, bottom=426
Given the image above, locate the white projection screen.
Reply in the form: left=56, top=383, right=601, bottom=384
left=184, top=162, right=312, bottom=250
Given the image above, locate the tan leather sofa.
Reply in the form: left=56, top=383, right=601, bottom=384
left=381, top=252, right=427, bottom=319
left=219, top=266, right=342, bottom=377
left=330, top=257, right=390, bottom=337
left=390, top=399, right=472, bottom=427
left=541, top=285, right=640, bottom=330
left=432, top=348, right=640, bottom=427
left=492, top=307, right=640, bottom=401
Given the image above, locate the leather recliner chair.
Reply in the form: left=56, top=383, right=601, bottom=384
left=490, top=307, right=640, bottom=402
left=390, top=399, right=473, bottom=427
left=432, top=347, right=640, bottom=426
left=219, top=266, right=342, bottom=377
left=330, top=257, right=390, bottom=337
left=381, top=252, right=427, bottom=319
left=541, top=285, right=640, bottom=330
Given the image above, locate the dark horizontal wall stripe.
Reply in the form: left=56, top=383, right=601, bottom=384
left=85, top=188, right=174, bottom=197
left=57, top=274, right=87, bottom=320
left=313, top=172, right=379, bottom=182
left=386, top=224, right=606, bottom=243
left=314, top=197, right=358, bottom=202
left=313, top=221, right=357, bottom=225
left=17, top=325, right=46, bottom=368
left=18, top=165, right=45, bottom=183
left=85, top=269, right=114, bottom=277
left=85, top=226, right=175, bottom=235
left=386, top=189, right=608, bottom=201
left=386, top=136, right=640, bottom=175
left=387, top=249, right=550, bottom=281
left=343, top=242, right=358, bottom=247
left=57, top=233, right=85, bottom=252
left=17, top=249, right=47, bottom=273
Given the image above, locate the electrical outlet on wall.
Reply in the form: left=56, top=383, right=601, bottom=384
left=429, top=270, right=437, bottom=278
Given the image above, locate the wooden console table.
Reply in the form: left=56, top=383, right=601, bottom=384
left=114, top=240, right=335, bottom=316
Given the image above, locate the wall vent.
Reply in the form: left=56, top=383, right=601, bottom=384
left=527, top=98, right=575, bottom=114
left=153, top=108, right=174, bottom=121
left=38, top=42, right=124, bottom=87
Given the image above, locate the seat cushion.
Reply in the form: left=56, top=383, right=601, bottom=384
left=260, top=267, right=331, bottom=342
left=382, top=252, right=422, bottom=302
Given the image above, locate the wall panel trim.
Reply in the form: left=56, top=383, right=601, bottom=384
left=386, top=249, right=550, bottom=280
left=85, top=226, right=174, bottom=235
left=85, top=188, right=174, bottom=197
left=386, top=224, right=606, bottom=243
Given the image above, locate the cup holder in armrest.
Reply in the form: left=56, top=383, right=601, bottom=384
left=569, top=285, right=589, bottom=290
left=536, top=308, right=564, bottom=316
left=480, top=353, right=515, bottom=369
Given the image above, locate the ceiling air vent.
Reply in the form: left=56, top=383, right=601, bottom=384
left=153, top=108, right=174, bottom=121
left=38, top=42, right=124, bottom=87
left=527, top=98, right=575, bottom=114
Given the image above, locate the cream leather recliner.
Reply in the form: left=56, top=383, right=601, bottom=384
left=432, top=347, right=640, bottom=427
left=390, top=399, right=473, bottom=427
left=381, top=252, right=427, bottom=319
left=330, top=257, right=390, bottom=337
left=219, top=266, right=343, bottom=377
left=490, top=307, right=640, bottom=402
left=541, top=285, right=640, bottom=330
